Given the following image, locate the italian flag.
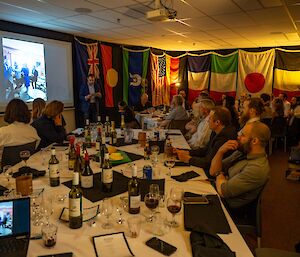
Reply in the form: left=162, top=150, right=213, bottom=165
left=273, top=49, right=300, bottom=98
left=187, top=54, right=210, bottom=104
left=210, top=52, right=238, bottom=102
left=237, top=49, right=274, bottom=97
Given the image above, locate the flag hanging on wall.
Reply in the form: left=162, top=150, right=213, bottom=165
left=166, top=54, right=187, bottom=105
left=123, top=48, right=149, bottom=106
left=210, top=52, right=238, bottom=102
left=100, top=44, right=123, bottom=107
left=74, top=39, right=101, bottom=91
left=237, top=49, right=274, bottom=97
left=273, top=49, right=300, bottom=98
left=187, top=54, right=211, bottom=104
left=151, top=53, right=167, bottom=106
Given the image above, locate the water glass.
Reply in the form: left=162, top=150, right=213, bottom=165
left=150, top=145, right=159, bottom=166
left=42, top=223, right=58, bottom=247
left=124, top=129, right=134, bottom=144
left=102, top=198, right=113, bottom=229
left=127, top=216, right=142, bottom=238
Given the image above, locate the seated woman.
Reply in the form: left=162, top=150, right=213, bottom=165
left=0, top=99, right=40, bottom=155
left=32, top=98, right=46, bottom=121
left=31, top=100, right=66, bottom=149
left=118, top=101, right=140, bottom=128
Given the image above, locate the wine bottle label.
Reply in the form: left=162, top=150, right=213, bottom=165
left=102, top=169, right=113, bottom=183
left=49, top=164, right=59, bottom=178
left=68, top=159, right=75, bottom=170
left=113, top=137, right=117, bottom=144
left=129, top=195, right=141, bottom=209
left=69, top=198, right=81, bottom=217
left=96, top=142, right=100, bottom=151
left=81, top=175, right=93, bottom=188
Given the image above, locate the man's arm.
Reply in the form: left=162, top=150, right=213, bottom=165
left=209, top=140, right=238, bottom=176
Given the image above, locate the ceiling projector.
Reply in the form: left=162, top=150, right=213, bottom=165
left=146, top=8, right=177, bottom=21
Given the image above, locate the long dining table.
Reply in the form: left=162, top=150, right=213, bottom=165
left=5, top=129, right=253, bottom=257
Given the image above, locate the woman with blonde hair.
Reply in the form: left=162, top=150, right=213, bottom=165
left=32, top=98, right=46, bottom=121
left=31, top=100, right=66, bottom=149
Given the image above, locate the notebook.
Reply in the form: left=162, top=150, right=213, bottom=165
left=0, top=197, right=30, bottom=257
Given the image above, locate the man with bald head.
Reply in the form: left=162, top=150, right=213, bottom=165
left=210, top=122, right=271, bottom=209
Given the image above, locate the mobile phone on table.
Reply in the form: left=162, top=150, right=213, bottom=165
left=183, top=195, right=209, bottom=204
left=145, top=237, right=177, bottom=256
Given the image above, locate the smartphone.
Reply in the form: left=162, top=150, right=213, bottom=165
left=183, top=195, right=209, bottom=204
left=145, top=237, right=177, bottom=256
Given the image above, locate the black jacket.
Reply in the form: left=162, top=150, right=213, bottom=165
left=189, top=125, right=237, bottom=170
left=31, top=115, right=66, bottom=149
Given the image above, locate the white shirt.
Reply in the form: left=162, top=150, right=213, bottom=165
left=0, top=122, right=40, bottom=158
left=283, top=100, right=291, bottom=117
left=188, top=115, right=212, bottom=150
left=88, top=84, right=96, bottom=103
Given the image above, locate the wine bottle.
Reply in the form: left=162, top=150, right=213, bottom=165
left=101, top=153, right=113, bottom=192
left=81, top=151, right=94, bottom=189
left=48, top=147, right=60, bottom=187
left=120, top=114, right=125, bottom=138
left=97, top=115, right=103, bottom=133
left=104, top=116, right=110, bottom=144
left=69, top=171, right=83, bottom=229
left=144, top=138, right=151, bottom=160
left=110, top=121, right=117, bottom=146
left=84, top=119, right=92, bottom=148
left=128, top=165, right=140, bottom=214
left=96, top=126, right=102, bottom=153
left=100, top=134, right=108, bottom=168
left=68, top=137, right=76, bottom=170
left=74, top=144, right=82, bottom=181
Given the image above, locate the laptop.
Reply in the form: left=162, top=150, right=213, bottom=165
left=0, top=197, right=30, bottom=257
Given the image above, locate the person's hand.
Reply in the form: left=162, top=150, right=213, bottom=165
left=176, top=149, right=191, bottom=163
left=218, top=140, right=238, bottom=154
left=95, top=92, right=101, bottom=98
left=85, top=94, right=91, bottom=101
left=54, top=114, right=63, bottom=126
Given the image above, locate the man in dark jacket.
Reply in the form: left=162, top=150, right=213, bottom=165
left=177, top=106, right=237, bottom=173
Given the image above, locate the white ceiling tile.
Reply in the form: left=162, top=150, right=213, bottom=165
left=188, top=31, right=217, bottom=41
left=45, top=0, right=105, bottom=11
left=206, top=29, right=241, bottom=39
left=232, top=0, right=263, bottom=11
left=285, top=32, right=300, bottom=41
left=190, top=0, right=242, bottom=15
left=285, top=0, right=300, bottom=5
left=111, top=27, right=143, bottom=37
left=187, top=17, right=226, bottom=31
left=116, top=5, right=151, bottom=19
left=259, top=0, right=283, bottom=8
left=86, top=0, right=136, bottom=8
left=46, top=19, right=97, bottom=32
left=171, top=0, right=206, bottom=19
left=247, top=7, right=290, bottom=25
left=288, top=5, right=300, bottom=20
left=89, top=9, right=146, bottom=26
left=262, top=22, right=296, bottom=33
left=213, top=12, right=257, bottom=27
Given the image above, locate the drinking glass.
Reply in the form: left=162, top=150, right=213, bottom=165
left=42, top=196, right=54, bottom=224
left=149, top=184, right=160, bottom=196
left=166, top=197, right=182, bottom=228
left=20, top=150, right=30, bottom=166
left=42, top=223, right=58, bottom=247
left=144, top=193, right=159, bottom=222
left=150, top=145, right=159, bottom=166
left=102, top=198, right=113, bottom=229
left=169, top=187, right=184, bottom=201
left=165, top=156, right=175, bottom=176
left=116, top=197, right=127, bottom=225
left=2, top=165, right=13, bottom=188
left=40, top=148, right=47, bottom=166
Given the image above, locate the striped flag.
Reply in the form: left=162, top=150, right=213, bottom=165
left=187, top=54, right=211, bottom=104
left=274, top=49, right=300, bottom=98
left=123, top=49, right=149, bottom=106
left=210, top=52, right=238, bottom=102
left=100, top=44, right=122, bottom=107
left=237, top=49, right=274, bottom=97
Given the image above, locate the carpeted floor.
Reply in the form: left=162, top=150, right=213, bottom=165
left=260, top=149, right=300, bottom=251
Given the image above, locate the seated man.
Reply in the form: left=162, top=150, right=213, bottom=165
left=159, top=95, right=188, bottom=128
left=134, top=93, right=152, bottom=113
left=188, top=99, right=215, bottom=149
left=209, top=122, right=270, bottom=210
left=239, top=97, right=264, bottom=128
left=177, top=107, right=237, bottom=172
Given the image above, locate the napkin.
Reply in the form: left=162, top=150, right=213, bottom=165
left=12, top=167, right=46, bottom=179
left=171, top=171, right=200, bottom=182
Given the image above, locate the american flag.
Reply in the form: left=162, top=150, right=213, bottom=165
left=151, top=54, right=170, bottom=106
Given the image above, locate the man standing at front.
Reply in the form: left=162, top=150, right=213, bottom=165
left=79, top=74, right=101, bottom=123
left=210, top=122, right=270, bottom=210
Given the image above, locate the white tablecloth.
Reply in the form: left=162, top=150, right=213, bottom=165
left=3, top=130, right=253, bottom=257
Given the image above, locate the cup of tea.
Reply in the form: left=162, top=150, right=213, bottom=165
left=15, top=173, right=33, bottom=196
left=138, top=132, right=146, bottom=147
left=42, top=223, right=58, bottom=248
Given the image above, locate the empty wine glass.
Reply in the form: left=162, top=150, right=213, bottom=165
left=20, top=150, right=30, bottom=166
left=166, top=197, right=182, bottom=228
left=165, top=155, right=175, bottom=176
left=42, top=196, right=54, bottom=224
left=2, top=165, right=13, bottom=187
left=169, top=187, right=184, bottom=200
left=150, top=145, right=159, bottom=166
left=102, top=198, right=113, bottom=229
left=116, top=197, right=127, bottom=225
left=144, top=193, right=159, bottom=222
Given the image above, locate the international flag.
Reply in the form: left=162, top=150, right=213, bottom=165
left=166, top=54, right=188, bottom=104
left=74, top=39, right=101, bottom=91
left=151, top=53, right=168, bottom=106
left=100, top=44, right=123, bottom=107
left=237, top=49, right=274, bottom=97
left=210, top=52, right=238, bottom=102
left=123, top=49, right=149, bottom=106
left=273, top=49, right=300, bottom=98
left=187, top=54, right=211, bottom=104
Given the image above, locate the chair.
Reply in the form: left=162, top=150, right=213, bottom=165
left=1, top=141, right=37, bottom=169
left=255, top=248, right=300, bottom=257
left=167, top=119, right=189, bottom=134
left=269, top=116, right=287, bottom=155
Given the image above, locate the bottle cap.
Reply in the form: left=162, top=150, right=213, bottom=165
left=84, top=151, right=89, bottom=161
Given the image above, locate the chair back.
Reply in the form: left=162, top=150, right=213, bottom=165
left=271, top=116, right=287, bottom=137
left=167, top=119, right=189, bottom=134
left=1, top=141, right=37, bottom=169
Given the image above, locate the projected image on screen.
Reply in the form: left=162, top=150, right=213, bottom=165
left=0, top=201, right=13, bottom=237
left=3, top=38, right=47, bottom=102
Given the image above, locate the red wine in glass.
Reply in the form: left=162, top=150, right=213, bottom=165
left=167, top=205, right=181, bottom=214
left=145, top=198, right=159, bottom=210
